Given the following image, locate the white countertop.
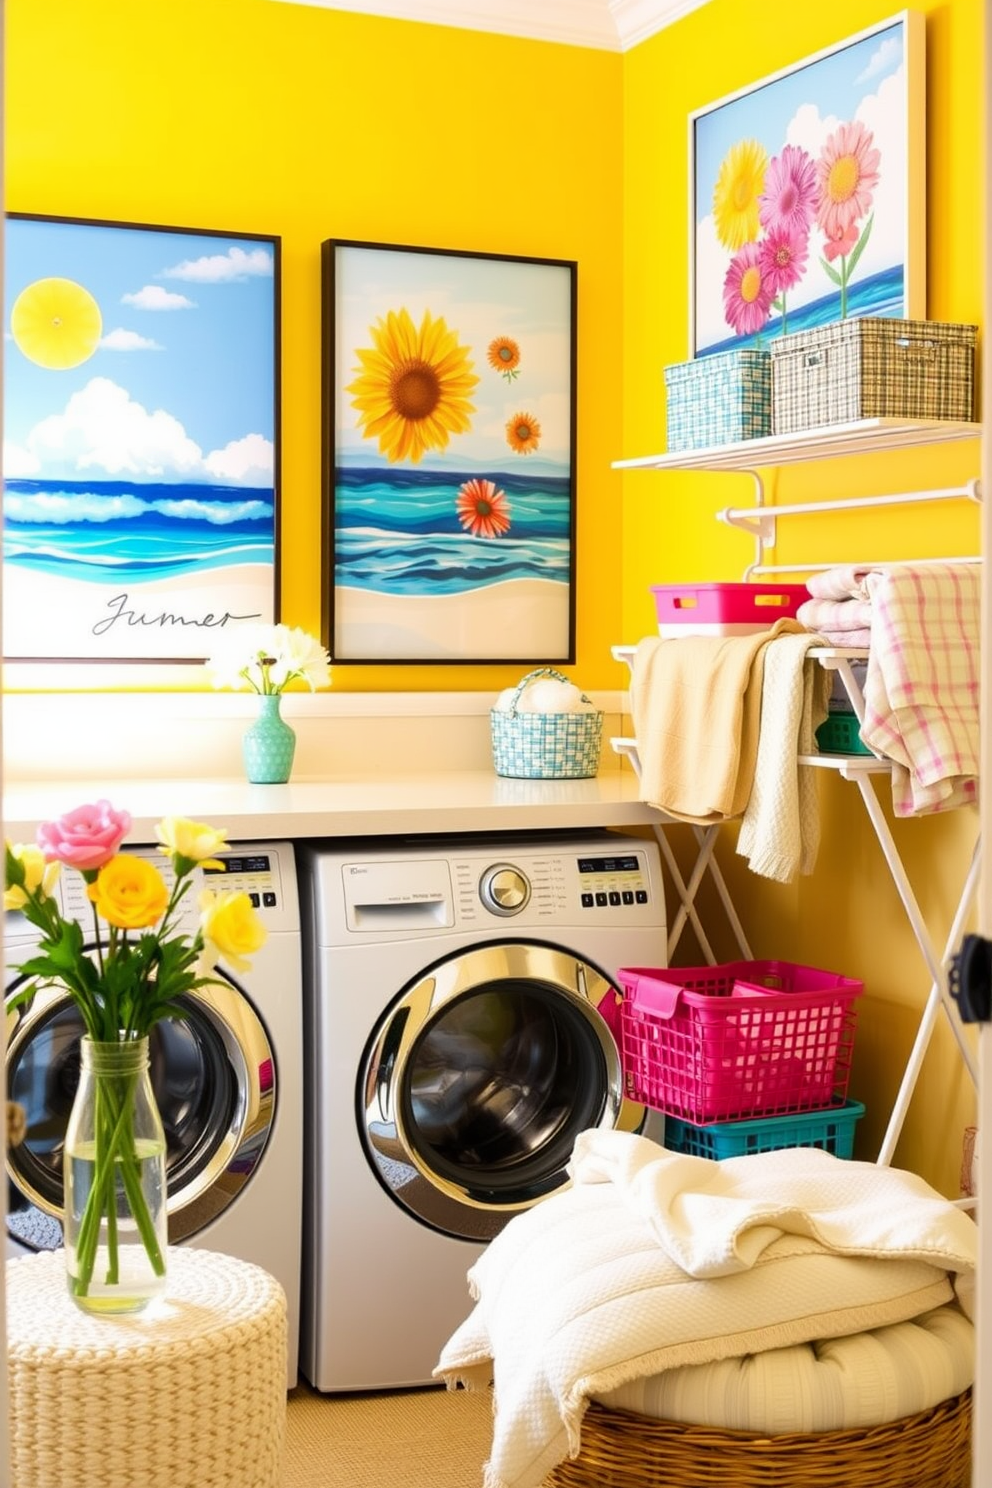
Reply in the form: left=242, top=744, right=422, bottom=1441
left=2, top=769, right=661, bottom=845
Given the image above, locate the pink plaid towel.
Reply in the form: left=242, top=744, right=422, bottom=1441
left=861, top=564, right=980, bottom=817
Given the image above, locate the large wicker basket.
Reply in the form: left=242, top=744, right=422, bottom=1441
left=543, top=1392, right=972, bottom=1488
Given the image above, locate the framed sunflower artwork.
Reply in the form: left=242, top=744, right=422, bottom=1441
left=322, top=238, right=577, bottom=663
left=690, top=10, right=925, bottom=358
left=3, top=212, right=280, bottom=662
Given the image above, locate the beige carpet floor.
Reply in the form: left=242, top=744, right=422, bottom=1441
left=281, top=1381, right=495, bottom=1487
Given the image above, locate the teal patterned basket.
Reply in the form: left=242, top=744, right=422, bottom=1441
left=664, top=348, right=772, bottom=451
left=490, top=668, right=603, bottom=779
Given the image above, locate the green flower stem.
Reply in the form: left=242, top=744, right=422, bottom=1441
left=71, top=1063, right=165, bottom=1297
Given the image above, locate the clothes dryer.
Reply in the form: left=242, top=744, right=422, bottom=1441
left=4, top=841, right=303, bottom=1388
left=298, top=830, right=667, bottom=1392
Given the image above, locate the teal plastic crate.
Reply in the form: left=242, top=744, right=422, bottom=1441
left=664, top=349, right=771, bottom=452
left=663, top=1099, right=865, bottom=1160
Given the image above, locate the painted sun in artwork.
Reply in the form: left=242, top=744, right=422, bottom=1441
left=11, top=277, right=103, bottom=370
left=347, top=306, right=479, bottom=464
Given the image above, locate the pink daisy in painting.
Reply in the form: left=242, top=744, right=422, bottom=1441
left=758, top=223, right=810, bottom=296
left=456, top=478, right=511, bottom=539
left=815, top=120, right=881, bottom=241
left=722, top=241, right=774, bottom=337
left=758, top=143, right=819, bottom=236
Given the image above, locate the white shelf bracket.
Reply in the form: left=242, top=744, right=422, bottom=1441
left=715, top=471, right=769, bottom=563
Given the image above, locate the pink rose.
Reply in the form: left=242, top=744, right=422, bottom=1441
left=37, top=800, right=132, bottom=871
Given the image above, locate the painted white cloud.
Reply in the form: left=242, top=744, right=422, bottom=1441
left=27, top=377, right=204, bottom=477
left=204, top=432, right=274, bottom=483
left=17, top=376, right=272, bottom=486
left=161, top=246, right=274, bottom=283
left=2, top=441, right=41, bottom=477
left=100, top=328, right=164, bottom=352
left=122, top=285, right=195, bottom=310
left=857, top=35, right=902, bottom=84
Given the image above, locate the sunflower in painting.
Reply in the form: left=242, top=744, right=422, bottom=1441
left=347, top=307, right=479, bottom=464
left=487, top=335, right=521, bottom=381
left=505, top=412, right=541, bottom=455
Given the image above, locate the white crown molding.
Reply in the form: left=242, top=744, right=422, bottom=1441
left=609, top=0, right=711, bottom=49
left=266, top=0, right=711, bottom=51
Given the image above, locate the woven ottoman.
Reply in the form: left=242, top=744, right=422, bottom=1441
left=7, top=1246, right=287, bottom=1488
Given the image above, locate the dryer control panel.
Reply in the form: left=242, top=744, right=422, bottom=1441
left=10, top=840, right=299, bottom=940
left=319, top=834, right=664, bottom=941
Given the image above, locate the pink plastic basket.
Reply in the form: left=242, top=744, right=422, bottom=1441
left=651, top=582, right=808, bottom=638
left=616, top=960, right=863, bottom=1124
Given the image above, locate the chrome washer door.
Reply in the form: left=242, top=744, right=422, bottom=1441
left=360, top=940, right=622, bottom=1241
left=5, top=971, right=276, bottom=1246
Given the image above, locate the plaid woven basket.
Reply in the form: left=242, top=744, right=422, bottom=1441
left=770, top=317, right=978, bottom=435
left=490, top=668, right=603, bottom=779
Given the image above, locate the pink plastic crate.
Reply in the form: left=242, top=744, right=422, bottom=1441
left=651, top=582, right=808, bottom=638
left=616, top=960, right=863, bottom=1124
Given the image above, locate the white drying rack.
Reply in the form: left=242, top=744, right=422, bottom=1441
left=612, top=467, right=983, bottom=1170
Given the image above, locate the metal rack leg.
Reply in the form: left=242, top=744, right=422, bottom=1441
left=846, top=770, right=981, bottom=1163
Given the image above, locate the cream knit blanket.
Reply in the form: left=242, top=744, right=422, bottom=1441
left=630, top=620, right=807, bottom=824
left=736, top=630, right=831, bottom=882
left=435, top=1131, right=976, bottom=1488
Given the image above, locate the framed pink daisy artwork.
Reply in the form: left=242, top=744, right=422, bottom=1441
left=690, top=11, right=925, bottom=358
left=322, top=239, right=576, bottom=664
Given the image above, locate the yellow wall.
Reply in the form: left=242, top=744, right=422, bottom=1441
left=4, top=0, right=626, bottom=693
left=620, top=0, right=985, bottom=1193
left=5, top=0, right=986, bottom=1192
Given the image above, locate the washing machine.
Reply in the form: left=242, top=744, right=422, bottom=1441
left=298, top=829, right=667, bottom=1393
left=4, top=840, right=303, bottom=1388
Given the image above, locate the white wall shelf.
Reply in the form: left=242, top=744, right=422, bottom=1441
left=612, top=416, right=982, bottom=473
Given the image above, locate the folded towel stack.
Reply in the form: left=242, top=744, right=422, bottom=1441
left=796, top=565, right=876, bottom=648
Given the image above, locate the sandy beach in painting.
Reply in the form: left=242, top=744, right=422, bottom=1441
left=334, top=578, right=571, bottom=661
left=1, top=563, right=274, bottom=661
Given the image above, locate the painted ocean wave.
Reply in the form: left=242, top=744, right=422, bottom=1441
left=333, top=466, right=572, bottom=597
left=334, top=466, right=571, bottom=540
left=699, top=264, right=905, bottom=358
left=3, top=478, right=274, bottom=584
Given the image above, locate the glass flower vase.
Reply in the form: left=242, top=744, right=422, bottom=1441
left=242, top=693, right=296, bottom=784
left=63, top=1035, right=168, bottom=1315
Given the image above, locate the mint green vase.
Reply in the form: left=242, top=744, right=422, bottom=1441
left=242, top=694, right=296, bottom=784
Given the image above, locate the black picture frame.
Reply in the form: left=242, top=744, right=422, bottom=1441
left=322, top=237, right=576, bottom=664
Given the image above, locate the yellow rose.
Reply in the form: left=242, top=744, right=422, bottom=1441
left=198, top=889, right=267, bottom=974
left=4, top=843, right=61, bottom=911
left=156, top=816, right=229, bottom=870
left=88, top=855, right=170, bottom=930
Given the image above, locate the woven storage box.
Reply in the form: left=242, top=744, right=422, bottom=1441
left=542, top=1391, right=972, bottom=1488
left=770, top=317, right=978, bottom=435
left=616, top=960, right=863, bottom=1124
left=664, top=349, right=771, bottom=451
left=491, top=667, right=603, bottom=779
left=663, top=1098, right=866, bottom=1161
left=651, top=581, right=807, bottom=637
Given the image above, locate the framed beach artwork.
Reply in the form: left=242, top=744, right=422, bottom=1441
left=690, top=10, right=925, bottom=358
left=3, top=213, right=280, bottom=662
left=322, top=238, right=576, bottom=663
